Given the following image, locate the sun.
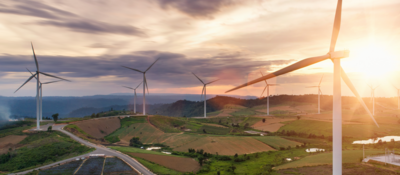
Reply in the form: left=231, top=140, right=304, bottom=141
left=344, top=42, right=399, bottom=79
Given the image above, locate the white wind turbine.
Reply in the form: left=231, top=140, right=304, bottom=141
left=307, top=75, right=324, bottom=114
left=225, top=0, right=379, bottom=174
left=122, top=58, right=160, bottom=115
left=123, top=81, right=143, bottom=114
left=15, top=43, right=70, bottom=130
left=368, top=84, right=379, bottom=115
left=192, top=73, right=219, bottom=118
left=393, top=85, right=400, bottom=109
left=27, top=68, right=63, bottom=121
left=260, top=71, right=279, bottom=115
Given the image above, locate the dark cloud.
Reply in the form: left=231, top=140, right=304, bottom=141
left=0, top=50, right=293, bottom=88
left=37, top=20, right=146, bottom=36
left=156, top=0, right=237, bottom=19
left=0, top=0, right=146, bottom=37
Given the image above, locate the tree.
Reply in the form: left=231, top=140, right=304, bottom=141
left=52, top=113, right=59, bottom=122
left=91, top=113, right=95, bottom=118
left=203, top=129, right=207, bottom=133
left=234, top=153, right=238, bottom=158
left=198, top=156, right=204, bottom=166
left=297, top=116, right=301, bottom=120
left=129, top=137, right=143, bottom=147
left=262, top=118, right=266, bottom=123
left=219, top=119, right=221, bottom=124
left=96, top=113, right=100, bottom=118
left=47, top=126, right=52, bottom=132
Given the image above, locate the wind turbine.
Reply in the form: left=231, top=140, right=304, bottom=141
left=122, top=58, right=160, bottom=115
left=307, top=75, right=324, bottom=114
left=393, top=85, right=400, bottom=109
left=27, top=68, right=63, bottom=121
left=260, top=71, right=279, bottom=115
left=368, top=84, right=379, bottom=115
left=225, top=0, right=378, bottom=174
left=192, top=73, right=219, bottom=118
left=123, top=82, right=143, bottom=114
left=15, top=43, right=70, bottom=130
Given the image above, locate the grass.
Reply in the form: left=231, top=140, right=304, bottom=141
left=196, top=125, right=230, bottom=135
left=0, top=121, right=34, bottom=138
left=64, top=124, right=91, bottom=137
left=281, top=136, right=326, bottom=145
left=0, top=131, right=94, bottom=173
left=279, top=119, right=400, bottom=139
left=275, top=149, right=385, bottom=170
left=149, top=115, right=185, bottom=133
left=104, top=116, right=147, bottom=143
left=253, top=136, right=301, bottom=149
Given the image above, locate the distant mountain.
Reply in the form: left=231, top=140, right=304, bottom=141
left=0, top=94, right=256, bottom=119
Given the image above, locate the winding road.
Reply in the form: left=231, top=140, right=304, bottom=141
left=11, top=124, right=154, bottom=175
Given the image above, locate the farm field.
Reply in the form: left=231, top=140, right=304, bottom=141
left=276, top=149, right=385, bottom=170
left=278, top=119, right=400, bottom=139
left=253, top=136, right=301, bottom=149
left=38, top=159, right=83, bottom=175
left=148, top=115, right=185, bottom=133
left=74, top=117, right=121, bottom=138
left=251, top=116, right=295, bottom=132
left=128, top=152, right=200, bottom=172
left=174, top=136, right=275, bottom=155
left=277, top=163, right=399, bottom=175
left=0, top=135, right=27, bottom=154
left=103, top=157, right=136, bottom=175
left=115, top=123, right=175, bottom=145
left=75, top=157, right=104, bottom=175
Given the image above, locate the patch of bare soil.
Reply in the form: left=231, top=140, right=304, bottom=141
left=0, top=135, right=27, bottom=154
left=128, top=153, right=200, bottom=172
left=74, top=118, right=120, bottom=138
left=277, top=163, right=400, bottom=175
left=64, top=127, right=108, bottom=144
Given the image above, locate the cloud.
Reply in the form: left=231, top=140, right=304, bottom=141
left=0, top=50, right=294, bottom=88
left=155, top=0, right=238, bottom=19
left=0, top=0, right=146, bottom=37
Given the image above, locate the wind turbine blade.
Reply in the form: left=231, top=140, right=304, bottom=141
left=226, top=54, right=330, bottom=93
left=319, top=75, right=324, bottom=86
left=135, top=82, right=143, bottom=89
left=329, top=0, right=342, bottom=53
left=260, top=86, right=267, bottom=97
left=145, top=57, right=161, bottom=72
left=374, top=85, right=379, bottom=90
left=307, top=86, right=319, bottom=88
left=26, top=68, right=39, bottom=82
left=391, top=84, right=399, bottom=90
left=144, top=76, right=149, bottom=94
left=192, top=72, right=205, bottom=84
left=14, top=73, right=37, bottom=93
left=121, top=66, right=143, bottom=73
left=39, top=72, right=71, bottom=82
left=269, top=84, right=279, bottom=86
left=123, top=86, right=134, bottom=90
left=340, top=67, right=379, bottom=127
left=201, top=85, right=205, bottom=101
left=260, top=71, right=268, bottom=85
left=42, top=80, right=63, bottom=84
left=206, top=79, right=219, bottom=85
left=31, top=42, right=39, bottom=71
left=319, top=89, right=323, bottom=96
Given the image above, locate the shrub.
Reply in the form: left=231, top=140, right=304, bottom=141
left=47, top=126, right=52, bottom=132
left=129, top=137, right=143, bottom=147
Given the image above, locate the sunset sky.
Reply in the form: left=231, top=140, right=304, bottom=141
left=1, top=0, right=400, bottom=98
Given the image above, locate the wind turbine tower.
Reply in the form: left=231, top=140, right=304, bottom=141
left=15, top=43, right=70, bottom=129
left=123, top=82, right=142, bottom=113
left=192, top=73, right=219, bottom=118
left=369, top=85, right=379, bottom=115
left=122, top=58, right=160, bottom=115
left=260, top=71, right=279, bottom=115
left=225, top=1, right=379, bottom=174
left=307, top=75, right=323, bottom=114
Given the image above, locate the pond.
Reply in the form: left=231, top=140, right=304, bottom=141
left=352, top=136, right=400, bottom=144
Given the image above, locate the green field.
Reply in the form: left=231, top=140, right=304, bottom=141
left=276, top=149, right=385, bottom=170
left=253, top=136, right=301, bottom=149
left=132, top=156, right=182, bottom=175
left=197, top=125, right=230, bottom=135
left=149, top=115, right=185, bottom=133
left=281, top=136, right=326, bottom=145
left=105, top=116, right=147, bottom=143
left=109, top=146, right=182, bottom=157
left=279, top=120, right=400, bottom=139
